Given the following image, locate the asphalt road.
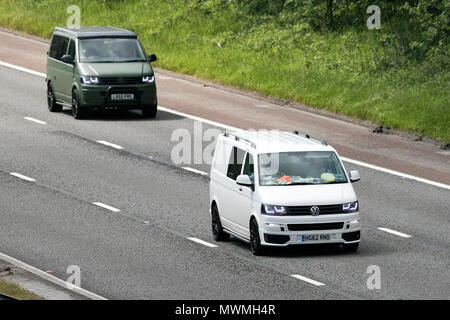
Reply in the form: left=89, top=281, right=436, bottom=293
left=0, top=28, right=448, bottom=185
left=0, top=62, right=449, bottom=300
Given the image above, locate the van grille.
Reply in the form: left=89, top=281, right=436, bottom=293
left=100, top=77, right=142, bottom=85
left=286, top=204, right=343, bottom=215
left=287, top=222, right=344, bottom=231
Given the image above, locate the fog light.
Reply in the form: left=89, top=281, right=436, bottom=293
left=266, top=223, right=281, bottom=228
left=265, top=223, right=285, bottom=231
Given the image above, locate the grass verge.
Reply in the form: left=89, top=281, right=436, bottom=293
left=0, top=278, right=44, bottom=300
left=0, top=0, right=448, bottom=141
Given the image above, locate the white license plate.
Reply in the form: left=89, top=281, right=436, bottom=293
left=111, top=93, right=134, bottom=100
left=301, top=234, right=331, bottom=242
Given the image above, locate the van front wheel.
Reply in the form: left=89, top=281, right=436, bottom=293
left=142, top=101, right=157, bottom=118
left=72, top=89, right=85, bottom=119
left=211, top=205, right=229, bottom=242
left=343, top=242, right=359, bottom=252
left=250, top=219, right=265, bottom=256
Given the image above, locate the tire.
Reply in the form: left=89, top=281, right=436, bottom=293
left=343, top=242, right=359, bottom=252
left=72, top=88, right=86, bottom=119
left=211, top=204, right=230, bottom=242
left=47, top=83, right=62, bottom=112
left=250, top=218, right=265, bottom=256
left=142, top=99, right=157, bottom=118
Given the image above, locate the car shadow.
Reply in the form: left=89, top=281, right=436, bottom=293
left=60, top=108, right=184, bottom=121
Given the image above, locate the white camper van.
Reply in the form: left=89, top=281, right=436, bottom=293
left=209, top=130, right=361, bottom=255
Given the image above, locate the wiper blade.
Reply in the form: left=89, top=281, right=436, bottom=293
left=288, top=182, right=315, bottom=185
left=120, top=59, right=147, bottom=62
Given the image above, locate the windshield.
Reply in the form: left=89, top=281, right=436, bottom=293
left=258, top=151, right=348, bottom=186
left=79, top=38, right=146, bottom=63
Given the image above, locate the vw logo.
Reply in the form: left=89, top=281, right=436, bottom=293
left=310, top=206, right=320, bottom=216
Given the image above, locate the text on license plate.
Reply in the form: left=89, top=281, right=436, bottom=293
left=111, top=93, right=134, bottom=100
left=302, top=234, right=331, bottom=242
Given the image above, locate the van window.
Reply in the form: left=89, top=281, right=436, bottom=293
left=242, top=153, right=254, bottom=183
left=49, top=35, right=70, bottom=60
left=258, top=151, right=348, bottom=186
left=67, top=39, right=76, bottom=59
left=79, top=38, right=146, bottom=63
left=226, top=146, right=245, bottom=181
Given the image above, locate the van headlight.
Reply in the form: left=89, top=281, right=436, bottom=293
left=142, top=75, right=155, bottom=83
left=261, top=204, right=287, bottom=215
left=80, top=76, right=99, bottom=85
left=342, top=201, right=358, bottom=213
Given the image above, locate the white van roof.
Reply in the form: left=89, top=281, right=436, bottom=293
left=222, top=130, right=336, bottom=154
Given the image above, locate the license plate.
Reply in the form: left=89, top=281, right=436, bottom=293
left=301, top=234, right=331, bottom=242
left=111, top=93, right=134, bottom=100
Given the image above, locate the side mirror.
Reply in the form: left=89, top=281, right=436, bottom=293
left=349, top=170, right=360, bottom=183
left=148, top=53, right=157, bottom=62
left=236, top=174, right=254, bottom=190
left=61, top=55, right=74, bottom=64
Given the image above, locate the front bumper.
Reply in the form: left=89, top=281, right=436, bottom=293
left=78, top=83, right=157, bottom=109
left=259, top=212, right=361, bottom=246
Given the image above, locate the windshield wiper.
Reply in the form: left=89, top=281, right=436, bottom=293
left=120, top=59, right=147, bottom=62
left=287, top=182, right=315, bottom=185
left=83, top=60, right=146, bottom=63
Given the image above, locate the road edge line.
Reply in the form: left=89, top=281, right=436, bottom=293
left=0, top=60, right=46, bottom=78
left=0, top=252, right=107, bottom=300
left=291, top=274, right=325, bottom=286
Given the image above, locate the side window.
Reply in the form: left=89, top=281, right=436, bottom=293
left=67, top=39, right=75, bottom=59
left=226, top=146, right=246, bottom=181
left=49, top=35, right=70, bottom=60
left=243, top=153, right=255, bottom=182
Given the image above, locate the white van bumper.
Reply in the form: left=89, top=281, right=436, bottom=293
left=258, top=212, right=361, bottom=246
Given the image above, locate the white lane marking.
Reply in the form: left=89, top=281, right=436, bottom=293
left=182, top=167, right=209, bottom=175
left=10, top=172, right=36, bottom=182
left=0, top=60, right=46, bottom=78
left=378, top=227, right=412, bottom=238
left=291, top=274, right=325, bottom=286
left=24, top=116, right=47, bottom=125
left=96, top=140, right=123, bottom=150
left=1, top=60, right=448, bottom=191
left=187, top=237, right=218, bottom=248
left=92, top=202, right=121, bottom=213
left=341, top=157, right=450, bottom=190
left=159, top=106, right=236, bottom=131
left=0, top=252, right=107, bottom=300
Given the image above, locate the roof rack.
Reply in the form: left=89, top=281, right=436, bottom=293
left=292, top=130, right=327, bottom=146
left=223, top=131, right=257, bottom=148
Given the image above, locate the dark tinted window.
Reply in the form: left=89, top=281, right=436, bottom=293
left=243, top=153, right=254, bottom=182
left=226, top=146, right=245, bottom=181
left=67, top=39, right=75, bottom=59
left=49, top=35, right=69, bottom=60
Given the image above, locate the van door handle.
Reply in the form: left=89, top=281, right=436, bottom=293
left=239, top=187, right=243, bottom=191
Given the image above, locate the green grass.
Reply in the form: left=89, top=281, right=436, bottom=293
left=0, top=0, right=448, bottom=141
left=0, top=278, right=44, bottom=300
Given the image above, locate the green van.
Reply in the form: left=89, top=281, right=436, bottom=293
left=46, top=26, right=158, bottom=119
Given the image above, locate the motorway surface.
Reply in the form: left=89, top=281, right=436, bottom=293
left=0, top=30, right=449, bottom=299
